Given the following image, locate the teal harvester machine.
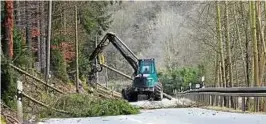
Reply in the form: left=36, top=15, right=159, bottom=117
left=89, top=32, right=163, bottom=102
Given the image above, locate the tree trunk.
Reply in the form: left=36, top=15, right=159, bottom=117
left=235, top=3, right=247, bottom=87
left=250, top=1, right=259, bottom=112
left=40, top=2, right=46, bottom=73
left=240, top=2, right=251, bottom=88
left=64, top=8, right=67, bottom=35
left=75, top=5, right=79, bottom=93
left=216, top=1, right=226, bottom=107
left=216, top=1, right=226, bottom=88
left=256, top=1, right=266, bottom=87
left=224, top=1, right=232, bottom=108
left=14, top=1, right=20, bottom=27
left=251, top=1, right=259, bottom=88
left=25, top=1, right=31, bottom=57
left=264, top=2, right=266, bottom=88
left=215, top=53, right=219, bottom=87
left=255, top=1, right=263, bottom=87
left=45, top=0, right=52, bottom=82
left=37, top=2, right=41, bottom=71
left=256, top=0, right=266, bottom=112
left=3, top=1, right=14, bottom=59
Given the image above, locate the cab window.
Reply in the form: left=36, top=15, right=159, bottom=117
left=141, top=66, right=151, bottom=74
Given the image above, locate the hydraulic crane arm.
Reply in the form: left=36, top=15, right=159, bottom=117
left=89, top=32, right=139, bottom=75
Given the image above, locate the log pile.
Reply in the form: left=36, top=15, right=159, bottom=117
left=88, top=82, right=122, bottom=99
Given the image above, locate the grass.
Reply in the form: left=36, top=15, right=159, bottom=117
left=40, top=94, right=139, bottom=118
left=1, top=115, right=6, bottom=124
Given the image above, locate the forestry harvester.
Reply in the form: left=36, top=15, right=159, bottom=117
left=89, top=32, right=163, bottom=102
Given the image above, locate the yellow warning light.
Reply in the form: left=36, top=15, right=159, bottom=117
left=98, top=54, right=105, bottom=64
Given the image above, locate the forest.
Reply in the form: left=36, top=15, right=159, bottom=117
left=1, top=0, right=266, bottom=122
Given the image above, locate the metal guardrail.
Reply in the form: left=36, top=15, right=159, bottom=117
left=182, top=87, right=266, bottom=94
left=177, top=87, right=266, bottom=112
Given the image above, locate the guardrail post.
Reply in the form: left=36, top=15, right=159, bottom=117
left=211, top=95, right=213, bottom=106
left=200, top=94, right=202, bottom=104
left=205, top=94, right=208, bottom=106
left=225, top=96, right=229, bottom=108
left=234, top=96, right=238, bottom=110
left=207, top=94, right=209, bottom=106
left=209, top=95, right=211, bottom=106
left=216, top=95, right=218, bottom=106
left=213, top=95, right=216, bottom=106
left=219, top=96, right=222, bottom=107
left=204, top=94, right=208, bottom=106
left=196, top=94, right=199, bottom=103
left=204, top=94, right=206, bottom=105
left=210, top=94, right=213, bottom=106
left=214, top=95, right=217, bottom=106
left=213, top=95, right=218, bottom=106
left=203, top=94, right=205, bottom=105
left=206, top=94, right=208, bottom=105
left=241, top=97, right=245, bottom=112
left=217, top=95, right=219, bottom=106
left=264, top=98, right=266, bottom=112
left=17, top=80, right=23, bottom=123
left=254, top=97, right=259, bottom=112
left=201, top=94, right=204, bottom=105
left=211, top=95, right=214, bottom=106
left=202, top=94, right=205, bottom=105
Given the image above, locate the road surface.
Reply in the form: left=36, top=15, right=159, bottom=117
left=41, top=108, right=266, bottom=124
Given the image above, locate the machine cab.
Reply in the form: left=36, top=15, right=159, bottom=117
left=133, top=59, right=159, bottom=88
left=138, top=59, right=155, bottom=74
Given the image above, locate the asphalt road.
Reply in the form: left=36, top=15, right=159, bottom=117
left=41, top=108, right=266, bottom=124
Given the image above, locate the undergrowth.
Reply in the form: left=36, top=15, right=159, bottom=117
left=40, top=94, right=139, bottom=118
left=1, top=60, right=17, bottom=109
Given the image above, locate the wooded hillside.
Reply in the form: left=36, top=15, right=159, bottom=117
left=1, top=1, right=266, bottom=120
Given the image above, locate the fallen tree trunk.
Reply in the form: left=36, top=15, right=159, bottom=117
left=163, top=93, right=173, bottom=100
